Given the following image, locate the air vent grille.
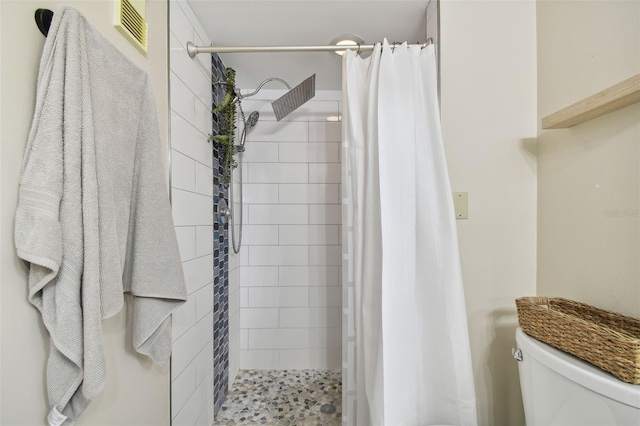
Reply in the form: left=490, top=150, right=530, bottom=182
left=114, top=0, right=148, bottom=54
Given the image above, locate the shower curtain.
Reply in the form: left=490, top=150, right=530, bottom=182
left=341, top=40, right=478, bottom=426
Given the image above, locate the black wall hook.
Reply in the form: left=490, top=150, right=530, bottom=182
left=35, top=8, right=54, bottom=37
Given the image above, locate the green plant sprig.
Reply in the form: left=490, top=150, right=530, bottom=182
left=209, top=67, right=240, bottom=188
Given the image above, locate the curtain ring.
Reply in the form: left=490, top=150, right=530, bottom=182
left=356, top=43, right=361, bottom=56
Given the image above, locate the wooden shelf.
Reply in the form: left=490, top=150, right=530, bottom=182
left=541, top=73, right=640, bottom=129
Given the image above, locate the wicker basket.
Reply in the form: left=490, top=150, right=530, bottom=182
left=515, top=297, right=640, bottom=384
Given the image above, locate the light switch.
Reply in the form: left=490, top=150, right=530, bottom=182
left=453, top=192, right=468, bottom=219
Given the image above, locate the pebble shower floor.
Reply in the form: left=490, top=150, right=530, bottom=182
left=213, top=369, right=342, bottom=425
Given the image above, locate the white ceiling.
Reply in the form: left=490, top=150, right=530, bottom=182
left=187, top=1, right=430, bottom=90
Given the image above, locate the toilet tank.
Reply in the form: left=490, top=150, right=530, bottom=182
left=515, top=327, right=640, bottom=426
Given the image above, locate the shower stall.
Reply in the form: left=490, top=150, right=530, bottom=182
left=168, top=1, right=445, bottom=425
left=207, top=59, right=343, bottom=424
left=218, top=76, right=344, bottom=425
left=168, top=4, right=345, bottom=422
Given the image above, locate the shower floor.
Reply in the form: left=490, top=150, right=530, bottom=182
left=213, top=369, right=342, bottom=425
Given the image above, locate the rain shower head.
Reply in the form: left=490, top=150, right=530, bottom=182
left=237, top=74, right=316, bottom=121
left=271, top=74, right=316, bottom=121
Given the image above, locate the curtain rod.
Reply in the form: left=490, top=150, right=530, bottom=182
left=186, top=39, right=433, bottom=58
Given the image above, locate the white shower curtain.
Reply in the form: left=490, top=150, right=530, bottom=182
left=341, top=40, right=478, bottom=426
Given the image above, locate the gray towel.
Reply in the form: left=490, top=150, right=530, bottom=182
left=15, top=7, right=187, bottom=425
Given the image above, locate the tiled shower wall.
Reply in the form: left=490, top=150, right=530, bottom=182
left=168, top=1, right=215, bottom=424
left=235, top=90, right=343, bottom=370
left=210, top=57, right=231, bottom=415
left=228, top=146, right=241, bottom=385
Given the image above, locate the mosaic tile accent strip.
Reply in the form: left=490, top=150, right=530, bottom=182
left=212, top=52, right=230, bottom=416
left=214, top=369, right=342, bottom=425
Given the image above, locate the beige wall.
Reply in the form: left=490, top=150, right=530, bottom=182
left=537, top=0, right=640, bottom=318
left=0, top=1, right=170, bottom=424
left=440, top=1, right=537, bottom=425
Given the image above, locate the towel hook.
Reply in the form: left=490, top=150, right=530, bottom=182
left=35, top=8, right=53, bottom=37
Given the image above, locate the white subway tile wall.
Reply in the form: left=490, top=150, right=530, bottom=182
left=238, top=89, right=342, bottom=370
left=169, top=1, right=216, bottom=425
left=227, top=140, right=241, bottom=392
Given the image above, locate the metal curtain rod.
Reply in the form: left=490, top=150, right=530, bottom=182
left=186, top=39, right=433, bottom=58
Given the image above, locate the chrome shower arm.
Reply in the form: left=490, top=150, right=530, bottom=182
left=238, top=78, right=292, bottom=99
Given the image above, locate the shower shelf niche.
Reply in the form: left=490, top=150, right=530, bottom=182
left=541, top=73, right=640, bottom=129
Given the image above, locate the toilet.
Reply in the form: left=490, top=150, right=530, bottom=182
left=514, top=327, right=640, bottom=425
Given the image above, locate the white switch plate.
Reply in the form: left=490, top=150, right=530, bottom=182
left=453, top=192, right=468, bottom=219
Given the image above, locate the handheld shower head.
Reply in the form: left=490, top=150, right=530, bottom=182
left=239, top=110, right=260, bottom=146
left=246, top=111, right=260, bottom=130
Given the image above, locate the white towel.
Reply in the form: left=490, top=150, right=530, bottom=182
left=15, top=7, right=187, bottom=424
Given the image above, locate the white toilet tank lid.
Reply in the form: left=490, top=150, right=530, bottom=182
left=516, top=327, right=640, bottom=409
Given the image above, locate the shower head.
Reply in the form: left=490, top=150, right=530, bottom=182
left=236, top=74, right=316, bottom=121
left=246, top=111, right=260, bottom=130
left=239, top=110, right=260, bottom=147
left=271, top=74, right=316, bottom=121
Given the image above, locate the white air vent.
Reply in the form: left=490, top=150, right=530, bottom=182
left=114, top=0, right=148, bottom=55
